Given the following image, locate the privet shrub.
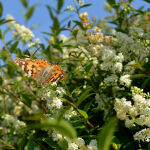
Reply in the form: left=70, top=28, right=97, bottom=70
left=0, top=0, right=150, bottom=149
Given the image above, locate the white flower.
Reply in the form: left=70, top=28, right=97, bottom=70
left=60, top=34, right=68, bottom=42
left=87, top=139, right=98, bottom=150
left=77, top=137, right=85, bottom=145
left=120, top=74, right=131, bottom=87
left=134, top=128, right=150, bottom=142
left=67, top=5, right=74, bottom=11
left=104, top=74, right=118, bottom=85
left=56, top=87, right=66, bottom=97
left=14, top=24, right=34, bottom=42
left=28, top=42, right=35, bottom=48
left=79, top=0, right=84, bottom=6
left=51, top=97, right=63, bottom=109
left=125, top=119, right=135, bottom=128
left=52, top=130, right=62, bottom=141
left=64, top=107, right=77, bottom=120
left=113, top=62, right=122, bottom=72
left=35, top=38, right=40, bottom=44
left=68, top=142, right=78, bottom=150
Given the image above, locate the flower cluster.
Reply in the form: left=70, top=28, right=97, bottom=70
left=7, top=15, right=34, bottom=42
left=114, top=86, right=150, bottom=142
left=51, top=130, right=98, bottom=150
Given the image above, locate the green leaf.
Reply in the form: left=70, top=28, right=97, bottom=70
left=0, top=19, right=14, bottom=26
left=106, top=0, right=116, bottom=8
left=27, top=138, right=34, bottom=150
left=78, top=109, right=88, bottom=119
left=85, top=60, right=93, bottom=72
left=130, top=74, right=148, bottom=79
left=142, top=77, right=150, bottom=89
left=10, top=41, right=19, bottom=53
left=143, top=0, right=150, bottom=3
left=58, top=139, right=68, bottom=150
left=20, top=0, right=28, bottom=8
left=42, top=138, right=61, bottom=149
left=53, top=17, right=60, bottom=31
left=57, top=0, right=64, bottom=14
left=77, top=88, right=93, bottom=106
left=148, top=142, right=150, bottom=150
left=112, top=137, right=121, bottom=150
left=0, top=29, right=2, bottom=39
left=25, top=6, right=34, bottom=21
left=41, top=118, right=77, bottom=139
left=97, top=117, right=118, bottom=150
left=0, top=2, right=3, bottom=18
left=0, top=76, right=3, bottom=85
left=73, top=20, right=85, bottom=30
left=17, top=136, right=27, bottom=150
left=20, top=92, right=33, bottom=107
left=80, top=3, right=92, bottom=9
left=46, top=5, right=55, bottom=20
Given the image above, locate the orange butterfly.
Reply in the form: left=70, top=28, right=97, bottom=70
left=15, top=58, right=66, bottom=84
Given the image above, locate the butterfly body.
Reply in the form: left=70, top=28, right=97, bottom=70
left=15, top=58, right=65, bottom=84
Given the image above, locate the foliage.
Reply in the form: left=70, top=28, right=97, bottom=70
left=0, top=0, right=150, bottom=149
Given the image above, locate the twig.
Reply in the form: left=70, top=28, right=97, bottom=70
left=0, top=139, right=16, bottom=149
left=1, top=39, right=14, bottom=63
left=1, top=38, right=48, bottom=113
left=24, top=80, right=48, bottom=113
left=119, top=0, right=136, bottom=10
left=64, top=97, right=98, bottom=133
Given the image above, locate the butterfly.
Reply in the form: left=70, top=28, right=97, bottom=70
left=14, top=58, right=66, bottom=84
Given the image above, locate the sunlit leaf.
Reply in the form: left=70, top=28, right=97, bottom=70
left=58, top=139, right=68, bottom=150
left=85, top=60, right=93, bottom=72
left=41, top=118, right=77, bottom=139
left=97, top=117, right=118, bottom=150
left=10, top=41, right=19, bottom=53
left=77, top=109, right=88, bottom=120
left=77, top=88, right=93, bottom=106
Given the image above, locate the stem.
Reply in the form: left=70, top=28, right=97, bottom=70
left=1, top=39, right=14, bottom=63
left=119, top=0, right=136, bottom=10
left=0, top=139, right=16, bottom=149
left=64, top=97, right=97, bottom=133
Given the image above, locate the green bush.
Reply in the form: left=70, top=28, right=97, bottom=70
left=0, top=0, right=150, bottom=149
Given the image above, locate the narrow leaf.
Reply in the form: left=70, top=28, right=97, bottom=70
left=0, top=29, right=2, bottom=39
left=57, top=0, right=64, bottom=14
left=106, top=0, right=116, bottom=8
left=77, top=88, right=93, bottom=105
left=85, top=60, right=93, bottom=72
left=80, top=3, right=92, bottom=9
left=10, top=41, right=19, bottom=53
left=21, top=0, right=28, bottom=8
left=0, top=76, right=3, bottom=85
left=41, top=118, right=77, bottom=139
left=26, top=6, right=34, bottom=21
left=0, top=2, right=3, bottom=18
left=27, top=138, right=34, bottom=150
left=78, top=109, right=88, bottom=119
left=46, top=5, right=55, bottom=20
left=97, top=117, right=118, bottom=150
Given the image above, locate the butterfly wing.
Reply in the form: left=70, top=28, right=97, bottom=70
left=15, top=59, right=65, bottom=84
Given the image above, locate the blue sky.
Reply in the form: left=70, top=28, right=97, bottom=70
left=1, top=0, right=149, bottom=45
